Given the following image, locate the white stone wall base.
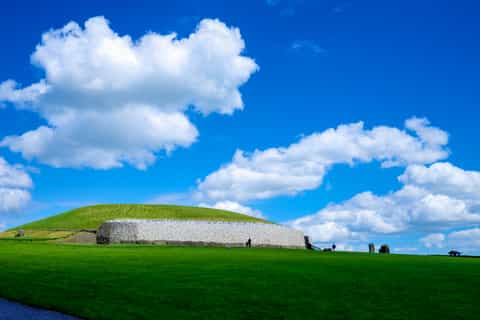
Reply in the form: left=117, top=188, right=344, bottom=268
left=97, top=219, right=306, bottom=249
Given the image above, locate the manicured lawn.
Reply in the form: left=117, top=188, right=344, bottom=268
left=13, top=204, right=268, bottom=232
left=0, top=242, right=479, bottom=319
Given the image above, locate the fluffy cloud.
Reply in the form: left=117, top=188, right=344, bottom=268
left=447, top=228, right=480, bottom=251
left=2, top=107, right=198, bottom=169
left=0, top=16, right=258, bottom=169
left=293, top=219, right=364, bottom=243
left=196, top=118, right=448, bottom=202
left=290, top=162, right=480, bottom=244
left=0, top=158, right=32, bottom=213
left=420, top=233, right=445, bottom=248
left=199, top=201, right=264, bottom=219
left=399, top=162, right=480, bottom=200
left=421, top=228, right=480, bottom=253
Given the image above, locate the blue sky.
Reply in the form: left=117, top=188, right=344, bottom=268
left=1, top=0, right=480, bottom=254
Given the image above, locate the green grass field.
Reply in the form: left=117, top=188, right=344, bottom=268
left=12, top=204, right=268, bottom=232
left=0, top=241, right=479, bottom=319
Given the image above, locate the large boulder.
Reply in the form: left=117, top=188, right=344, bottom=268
left=15, top=230, right=25, bottom=238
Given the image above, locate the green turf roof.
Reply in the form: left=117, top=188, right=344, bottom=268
left=15, top=204, right=270, bottom=231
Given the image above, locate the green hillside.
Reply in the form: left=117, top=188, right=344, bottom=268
left=14, top=204, right=269, bottom=231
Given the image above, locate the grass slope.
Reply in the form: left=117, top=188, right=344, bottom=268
left=0, top=242, right=479, bottom=319
left=14, top=204, right=268, bottom=231
left=0, top=230, right=74, bottom=241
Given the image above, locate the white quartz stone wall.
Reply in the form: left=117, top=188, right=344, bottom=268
left=97, top=219, right=305, bottom=249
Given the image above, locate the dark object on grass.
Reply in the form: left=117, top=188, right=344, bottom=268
left=448, top=250, right=461, bottom=257
left=304, top=236, right=313, bottom=250
left=332, top=243, right=336, bottom=251
left=379, top=244, right=390, bottom=254
left=368, top=243, right=375, bottom=254
left=323, top=248, right=332, bottom=252
left=15, top=230, right=25, bottom=238
left=245, top=238, right=252, bottom=248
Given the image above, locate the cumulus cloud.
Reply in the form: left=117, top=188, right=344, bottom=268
left=399, top=162, right=480, bottom=200
left=199, top=201, right=264, bottom=219
left=290, top=162, right=480, bottom=244
left=0, top=80, right=48, bottom=106
left=421, top=228, right=480, bottom=253
left=2, top=107, right=198, bottom=169
left=0, top=16, right=258, bottom=169
left=0, top=158, right=32, bottom=213
left=293, top=219, right=364, bottom=243
left=196, top=118, right=448, bottom=202
left=420, top=233, right=445, bottom=248
left=447, top=228, right=480, bottom=251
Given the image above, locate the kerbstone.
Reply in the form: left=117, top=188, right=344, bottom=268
left=97, top=219, right=305, bottom=249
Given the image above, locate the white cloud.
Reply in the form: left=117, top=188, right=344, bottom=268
left=399, top=162, right=480, bottom=200
left=0, top=158, right=32, bottom=213
left=420, top=233, right=445, bottom=248
left=293, top=220, right=364, bottom=243
left=0, top=158, right=32, bottom=189
left=447, top=228, right=480, bottom=251
left=196, top=118, right=448, bottom=202
left=289, top=162, right=480, bottom=245
left=0, top=16, right=258, bottom=169
left=0, top=80, right=48, bottom=106
left=421, top=228, right=480, bottom=253
left=199, top=201, right=264, bottom=219
left=405, top=118, right=448, bottom=147
left=2, top=106, right=198, bottom=169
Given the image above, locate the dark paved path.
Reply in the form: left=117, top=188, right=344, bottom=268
left=0, top=298, right=79, bottom=320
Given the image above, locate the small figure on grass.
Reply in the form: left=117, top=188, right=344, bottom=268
left=304, top=236, right=313, bottom=250
left=332, top=243, right=336, bottom=251
left=246, top=238, right=252, bottom=248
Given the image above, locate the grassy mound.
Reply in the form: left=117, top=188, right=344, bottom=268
left=1, top=242, right=479, bottom=319
left=14, top=204, right=268, bottom=232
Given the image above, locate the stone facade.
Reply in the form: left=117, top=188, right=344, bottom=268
left=97, top=219, right=306, bottom=249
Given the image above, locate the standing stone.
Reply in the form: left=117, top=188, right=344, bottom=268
left=368, top=243, right=375, bottom=254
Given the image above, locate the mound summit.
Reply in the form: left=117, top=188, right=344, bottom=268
left=16, top=204, right=269, bottom=231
